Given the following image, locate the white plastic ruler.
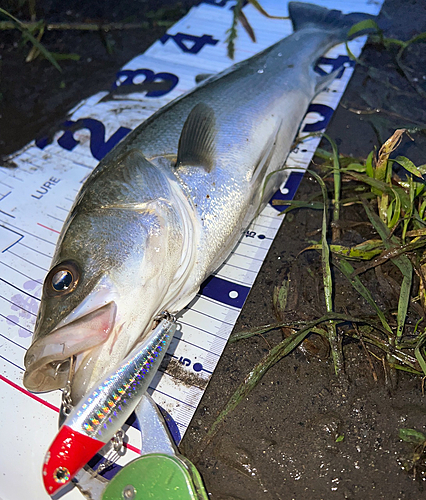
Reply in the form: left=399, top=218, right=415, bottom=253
left=0, top=1, right=383, bottom=499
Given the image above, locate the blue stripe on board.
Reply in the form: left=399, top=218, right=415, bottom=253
left=199, top=275, right=250, bottom=309
left=269, top=171, right=305, bottom=212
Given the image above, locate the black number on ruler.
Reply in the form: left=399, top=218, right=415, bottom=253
left=36, top=119, right=131, bottom=161
left=177, top=357, right=205, bottom=373
left=246, top=230, right=266, bottom=240
left=314, top=55, right=355, bottom=79
left=179, top=357, right=191, bottom=367
left=160, top=33, right=219, bottom=54
left=113, top=69, right=179, bottom=97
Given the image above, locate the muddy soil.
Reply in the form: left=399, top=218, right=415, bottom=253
left=2, top=0, right=426, bottom=499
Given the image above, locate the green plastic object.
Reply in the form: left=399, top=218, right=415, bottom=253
left=101, top=453, right=209, bottom=500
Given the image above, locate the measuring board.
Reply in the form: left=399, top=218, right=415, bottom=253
left=0, top=1, right=383, bottom=499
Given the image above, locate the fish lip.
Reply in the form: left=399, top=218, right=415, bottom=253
left=23, top=301, right=117, bottom=393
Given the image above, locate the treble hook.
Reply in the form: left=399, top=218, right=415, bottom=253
left=66, top=355, right=76, bottom=389
left=58, top=356, right=76, bottom=427
left=53, top=357, right=71, bottom=379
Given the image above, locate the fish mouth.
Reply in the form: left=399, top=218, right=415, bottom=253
left=23, top=301, right=117, bottom=395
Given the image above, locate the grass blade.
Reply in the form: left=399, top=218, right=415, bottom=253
left=307, top=169, right=344, bottom=376
left=322, top=134, right=341, bottom=240
left=362, top=201, right=413, bottom=340
left=392, top=156, right=424, bottom=179
left=205, top=326, right=311, bottom=445
left=0, top=8, right=62, bottom=72
left=336, top=258, right=393, bottom=335
left=225, top=0, right=243, bottom=59
left=414, top=331, right=426, bottom=376
left=247, top=0, right=288, bottom=19
left=271, top=199, right=324, bottom=213
left=302, top=239, right=383, bottom=261
left=202, top=312, right=395, bottom=453
left=399, top=428, right=426, bottom=444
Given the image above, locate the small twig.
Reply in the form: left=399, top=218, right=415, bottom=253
left=382, top=356, right=390, bottom=388
left=354, top=323, right=378, bottom=382
left=259, top=333, right=271, bottom=349
left=0, top=21, right=150, bottom=31
left=26, top=24, right=44, bottom=62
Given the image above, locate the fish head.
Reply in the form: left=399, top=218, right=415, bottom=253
left=24, top=201, right=183, bottom=404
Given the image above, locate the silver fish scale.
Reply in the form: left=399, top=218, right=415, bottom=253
left=101, top=28, right=339, bottom=284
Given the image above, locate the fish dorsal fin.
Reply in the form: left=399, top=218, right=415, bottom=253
left=176, top=103, right=216, bottom=173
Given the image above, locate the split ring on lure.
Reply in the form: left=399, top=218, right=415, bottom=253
left=42, top=314, right=176, bottom=496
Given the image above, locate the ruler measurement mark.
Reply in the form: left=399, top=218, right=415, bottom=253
left=0, top=373, right=60, bottom=413
left=220, top=259, right=257, bottom=274
left=37, top=222, right=61, bottom=234
left=250, top=220, right=280, bottom=232
left=56, top=205, right=70, bottom=213
left=195, top=293, right=242, bottom=314
left=159, top=367, right=209, bottom=387
left=19, top=241, right=52, bottom=259
left=0, top=260, right=44, bottom=284
left=0, top=313, right=33, bottom=335
left=7, top=250, right=49, bottom=272
left=1, top=220, right=56, bottom=246
left=0, top=276, right=41, bottom=301
left=151, top=387, right=197, bottom=409
left=47, top=214, right=65, bottom=223
left=213, top=273, right=250, bottom=287
left=172, top=336, right=220, bottom=357
left=0, top=354, right=24, bottom=372
left=0, top=209, right=15, bottom=219
left=232, top=250, right=264, bottom=263
left=0, top=291, right=38, bottom=317
left=186, top=305, right=234, bottom=326
left=0, top=332, right=26, bottom=350
left=178, top=319, right=228, bottom=342
left=1, top=225, right=24, bottom=252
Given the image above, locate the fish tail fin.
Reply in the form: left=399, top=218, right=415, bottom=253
left=288, top=2, right=376, bottom=40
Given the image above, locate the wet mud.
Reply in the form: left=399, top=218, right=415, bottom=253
left=181, top=1, right=426, bottom=498
left=1, top=0, right=426, bottom=498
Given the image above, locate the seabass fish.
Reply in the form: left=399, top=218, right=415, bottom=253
left=24, top=3, right=371, bottom=403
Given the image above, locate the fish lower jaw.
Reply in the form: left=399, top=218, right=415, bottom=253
left=23, top=301, right=117, bottom=394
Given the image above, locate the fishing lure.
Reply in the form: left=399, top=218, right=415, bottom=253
left=42, top=314, right=176, bottom=496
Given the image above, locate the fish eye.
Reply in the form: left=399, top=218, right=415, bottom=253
left=52, top=270, right=73, bottom=291
left=45, top=261, right=80, bottom=296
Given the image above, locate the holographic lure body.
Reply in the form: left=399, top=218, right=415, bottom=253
left=42, top=316, right=176, bottom=496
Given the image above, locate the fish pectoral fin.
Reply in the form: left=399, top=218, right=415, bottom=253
left=176, top=102, right=216, bottom=173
